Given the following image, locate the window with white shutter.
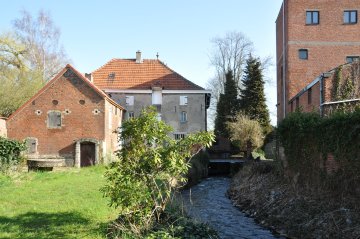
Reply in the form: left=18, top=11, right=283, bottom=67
left=152, top=90, right=162, bottom=105
left=125, top=96, right=134, bottom=106
left=180, top=96, right=188, bottom=105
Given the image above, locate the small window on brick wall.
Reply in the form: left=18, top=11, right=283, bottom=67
left=299, top=49, right=308, bottom=60
left=25, top=137, right=37, bottom=154
left=47, top=111, right=62, bottom=128
left=296, top=97, right=300, bottom=109
left=308, top=88, right=312, bottom=104
left=344, top=10, right=357, bottom=24
left=346, top=56, right=359, bottom=63
left=306, top=11, right=319, bottom=25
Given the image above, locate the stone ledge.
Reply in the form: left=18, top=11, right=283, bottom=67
left=27, top=158, right=66, bottom=168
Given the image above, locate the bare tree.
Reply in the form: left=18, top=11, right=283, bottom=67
left=209, top=31, right=253, bottom=90
left=207, top=31, right=253, bottom=128
left=13, top=10, right=69, bottom=81
left=207, top=31, right=274, bottom=129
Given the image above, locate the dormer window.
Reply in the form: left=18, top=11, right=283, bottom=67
left=108, top=72, right=115, bottom=80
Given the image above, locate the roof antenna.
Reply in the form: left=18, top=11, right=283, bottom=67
left=156, top=52, right=159, bottom=59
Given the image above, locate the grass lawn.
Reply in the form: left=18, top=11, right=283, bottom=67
left=0, top=166, right=118, bottom=239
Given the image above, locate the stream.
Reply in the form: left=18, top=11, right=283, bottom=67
left=180, top=177, right=283, bottom=239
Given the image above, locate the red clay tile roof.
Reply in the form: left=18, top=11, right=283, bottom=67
left=7, top=64, right=124, bottom=121
left=91, top=59, right=205, bottom=90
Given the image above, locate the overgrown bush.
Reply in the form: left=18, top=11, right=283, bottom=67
left=0, top=137, right=26, bottom=174
left=101, top=107, right=214, bottom=235
left=277, top=110, right=360, bottom=194
left=227, top=113, right=263, bottom=158
left=108, top=201, right=219, bottom=239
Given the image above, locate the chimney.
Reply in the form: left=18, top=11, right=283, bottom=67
left=85, top=73, right=93, bottom=82
left=136, top=50, right=142, bottom=63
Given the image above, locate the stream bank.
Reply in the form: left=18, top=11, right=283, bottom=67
left=228, top=161, right=360, bottom=239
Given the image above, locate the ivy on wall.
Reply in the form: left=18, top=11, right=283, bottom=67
left=331, top=62, right=360, bottom=101
left=278, top=110, right=360, bottom=194
left=0, top=137, right=26, bottom=173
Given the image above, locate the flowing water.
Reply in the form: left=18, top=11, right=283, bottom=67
left=180, top=177, right=282, bottom=239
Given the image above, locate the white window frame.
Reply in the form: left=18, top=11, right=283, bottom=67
left=125, top=96, right=134, bottom=106
left=180, top=111, right=187, bottom=123
left=152, top=90, right=162, bottom=105
left=180, top=96, right=188, bottom=105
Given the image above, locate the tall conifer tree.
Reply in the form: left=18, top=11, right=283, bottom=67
left=240, top=55, right=271, bottom=133
left=214, top=70, right=239, bottom=138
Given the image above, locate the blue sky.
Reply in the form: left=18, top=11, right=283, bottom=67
left=1, top=0, right=283, bottom=124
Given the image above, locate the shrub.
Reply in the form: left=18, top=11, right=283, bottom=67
left=101, top=107, right=214, bottom=234
left=227, top=113, right=263, bottom=158
left=0, top=137, right=26, bottom=174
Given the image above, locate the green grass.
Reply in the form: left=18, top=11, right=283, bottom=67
left=0, top=166, right=118, bottom=239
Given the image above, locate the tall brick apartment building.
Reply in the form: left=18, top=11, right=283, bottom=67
left=276, top=0, right=360, bottom=122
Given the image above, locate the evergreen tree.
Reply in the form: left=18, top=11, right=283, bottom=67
left=240, top=55, right=271, bottom=133
left=214, top=70, right=240, bottom=138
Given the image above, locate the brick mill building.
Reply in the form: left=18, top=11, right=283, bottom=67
left=87, top=51, right=211, bottom=140
left=6, top=64, right=124, bottom=168
left=276, top=0, right=360, bottom=122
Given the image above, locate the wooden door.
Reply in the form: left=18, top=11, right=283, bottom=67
left=80, top=142, right=95, bottom=167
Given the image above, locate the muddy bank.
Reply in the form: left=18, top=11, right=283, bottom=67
left=228, top=162, right=360, bottom=239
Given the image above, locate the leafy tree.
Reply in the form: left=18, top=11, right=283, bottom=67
left=0, top=33, right=43, bottom=117
left=101, top=107, right=214, bottom=233
left=227, top=113, right=263, bottom=159
left=13, top=9, right=70, bottom=81
left=0, top=10, right=69, bottom=117
left=214, top=70, right=239, bottom=138
left=240, top=55, right=271, bottom=133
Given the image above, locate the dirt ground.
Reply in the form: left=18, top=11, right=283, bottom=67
left=228, top=162, right=360, bottom=239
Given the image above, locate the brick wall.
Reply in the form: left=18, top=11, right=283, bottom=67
left=6, top=70, right=121, bottom=164
left=290, top=61, right=360, bottom=114
left=276, top=0, right=360, bottom=122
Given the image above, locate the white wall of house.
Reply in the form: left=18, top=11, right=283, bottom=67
left=0, top=118, right=7, bottom=137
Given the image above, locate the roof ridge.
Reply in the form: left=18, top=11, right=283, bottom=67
left=8, top=64, right=124, bottom=121
left=157, top=60, right=205, bottom=90
left=91, top=58, right=120, bottom=74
